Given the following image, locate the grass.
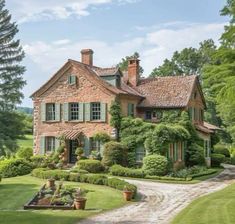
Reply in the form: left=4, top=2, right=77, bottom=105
left=0, top=175, right=128, bottom=224
left=171, top=182, right=235, bottom=224
left=17, top=134, right=33, bottom=148
left=111, top=168, right=224, bottom=184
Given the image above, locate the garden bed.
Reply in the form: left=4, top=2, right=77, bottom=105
left=24, top=181, right=79, bottom=210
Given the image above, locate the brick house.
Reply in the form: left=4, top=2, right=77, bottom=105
left=31, top=49, right=219, bottom=166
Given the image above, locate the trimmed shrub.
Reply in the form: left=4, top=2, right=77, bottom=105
left=214, top=145, right=230, bottom=157
left=0, top=158, right=33, bottom=177
left=143, top=154, right=168, bottom=176
left=211, top=153, right=225, bottom=167
left=85, top=174, right=107, bottom=185
left=77, top=159, right=104, bottom=173
left=145, top=175, right=192, bottom=181
left=30, top=155, right=46, bottom=168
left=102, top=141, right=127, bottom=167
left=70, top=166, right=89, bottom=174
left=31, top=168, right=70, bottom=180
left=109, top=164, right=145, bottom=178
left=31, top=168, right=137, bottom=197
left=16, top=147, right=33, bottom=160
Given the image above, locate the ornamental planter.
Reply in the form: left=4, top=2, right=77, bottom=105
left=47, top=179, right=55, bottom=188
left=74, top=198, right=87, bottom=210
left=123, top=190, right=133, bottom=201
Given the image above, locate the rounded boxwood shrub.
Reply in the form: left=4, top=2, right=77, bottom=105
left=77, top=159, right=104, bottom=173
left=102, top=141, right=127, bottom=167
left=16, top=147, right=33, bottom=160
left=214, top=145, right=230, bottom=157
left=30, top=155, right=46, bottom=168
left=143, top=154, right=168, bottom=176
left=211, top=153, right=225, bottom=167
left=31, top=168, right=70, bottom=180
left=0, top=158, right=33, bottom=177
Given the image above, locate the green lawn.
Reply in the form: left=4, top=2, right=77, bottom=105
left=0, top=175, right=127, bottom=224
left=172, top=182, right=235, bottom=224
left=17, top=134, right=33, bottom=148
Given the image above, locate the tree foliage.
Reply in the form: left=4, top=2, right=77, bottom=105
left=150, top=39, right=216, bottom=77
left=202, top=0, right=235, bottom=142
left=0, top=0, right=26, bottom=155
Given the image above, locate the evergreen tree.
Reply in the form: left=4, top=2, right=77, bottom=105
left=0, top=0, right=26, bottom=155
left=0, top=0, right=25, bottom=111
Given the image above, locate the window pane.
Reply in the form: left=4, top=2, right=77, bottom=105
left=91, top=102, right=101, bottom=120
left=46, top=103, right=55, bottom=121
left=145, top=111, right=152, bottom=120
left=91, top=138, right=101, bottom=152
left=46, top=137, right=55, bottom=153
left=70, top=103, right=79, bottom=120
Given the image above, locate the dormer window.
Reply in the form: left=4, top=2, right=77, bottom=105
left=68, top=75, right=77, bottom=85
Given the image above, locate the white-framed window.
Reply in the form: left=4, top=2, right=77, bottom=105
left=90, top=138, right=101, bottom=152
left=46, top=103, right=55, bottom=121
left=45, top=136, right=55, bottom=153
left=68, top=75, right=77, bottom=85
left=91, top=102, right=101, bottom=120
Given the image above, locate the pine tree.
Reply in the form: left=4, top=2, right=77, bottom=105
left=0, top=0, right=26, bottom=155
left=0, top=0, right=25, bottom=111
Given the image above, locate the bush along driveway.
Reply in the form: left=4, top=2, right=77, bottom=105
left=80, top=164, right=235, bottom=224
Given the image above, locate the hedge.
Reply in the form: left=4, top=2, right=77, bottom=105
left=31, top=168, right=137, bottom=197
left=211, top=153, right=225, bottom=167
left=109, top=164, right=145, bottom=178
left=0, top=158, right=33, bottom=177
left=77, top=160, right=104, bottom=173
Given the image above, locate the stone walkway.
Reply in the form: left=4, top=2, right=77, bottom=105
left=80, top=164, right=235, bottom=224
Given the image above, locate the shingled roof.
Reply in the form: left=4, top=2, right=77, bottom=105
left=136, top=75, right=199, bottom=108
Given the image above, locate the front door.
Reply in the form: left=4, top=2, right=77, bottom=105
left=69, top=139, right=78, bottom=163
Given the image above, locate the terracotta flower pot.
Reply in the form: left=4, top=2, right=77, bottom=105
left=74, top=198, right=87, bottom=210
left=123, top=191, right=133, bottom=201
left=47, top=179, right=55, bottom=188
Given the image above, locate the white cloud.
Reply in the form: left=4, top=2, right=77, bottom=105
left=6, top=0, right=138, bottom=23
left=22, top=22, right=225, bottom=106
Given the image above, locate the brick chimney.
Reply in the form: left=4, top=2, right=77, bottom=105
left=128, top=58, right=140, bottom=87
left=81, top=49, right=93, bottom=66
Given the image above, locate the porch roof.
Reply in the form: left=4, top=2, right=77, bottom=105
left=62, top=130, right=82, bottom=140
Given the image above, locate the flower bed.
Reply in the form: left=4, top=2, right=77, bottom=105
left=24, top=180, right=85, bottom=210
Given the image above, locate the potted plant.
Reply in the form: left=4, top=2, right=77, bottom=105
left=73, top=188, right=87, bottom=210
left=123, top=185, right=133, bottom=201
left=75, top=147, right=84, bottom=161
left=47, top=178, right=55, bottom=188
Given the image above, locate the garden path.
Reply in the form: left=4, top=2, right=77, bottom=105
left=79, top=164, right=235, bottom=224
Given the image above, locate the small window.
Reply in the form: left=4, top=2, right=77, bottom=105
left=145, top=111, right=152, bottom=120
left=128, top=103, right=134, bottom=117
left=45, top=137, right=55, bottom=153
left=46, top=103, right=55, bottom=121
left=156, top=111, right=163, bottom=119
left=136, top=146, right=146, bottom=162
left=90, top=138, right=101, bottom=152
left=194, top=91, right=197, bottom=99
left=68, top=75, right=77, bottom=85
left=91, top=102, right=101, bottom=120
left=152, top=111, right=156, bottom=118
left=69, top=103, right=79, bottom=120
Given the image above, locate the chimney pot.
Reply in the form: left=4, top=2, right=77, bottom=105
left=81, top=49, right=93, bottom=66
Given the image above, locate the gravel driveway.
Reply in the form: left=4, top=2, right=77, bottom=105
left=80, top=164, right=235, bottom=224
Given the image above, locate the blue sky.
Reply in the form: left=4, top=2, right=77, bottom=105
left=5, top=0, right=228, bottom=107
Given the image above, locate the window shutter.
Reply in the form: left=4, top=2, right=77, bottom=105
left=101, top=103, right=107, bottom=122
left=84, top=136, right=90, bottom=157
left=78, top=102, right=84, bottom=121
left=55, top=138, right=60, bottom=151
left=63, top=103, right=69, bottom=121
left=85, top=103, right=91, bottom=121
left=127, top=103, right=132, bottom=116
left=40, top=136, right=45, bottom=155
left=41, top=103, right=46, bottom=122
left=55, top=103, right=61, bottom=121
